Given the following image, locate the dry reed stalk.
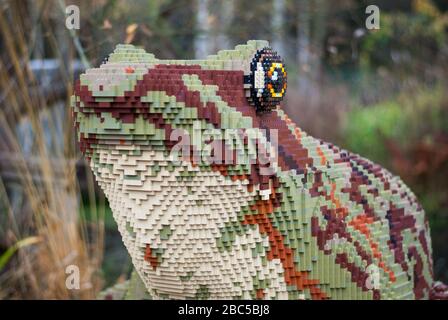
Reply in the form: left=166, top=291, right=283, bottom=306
left=0, top=1, right=104, bottom=299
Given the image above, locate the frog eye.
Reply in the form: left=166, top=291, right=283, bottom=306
left=246, top=47, right=287, bottom=112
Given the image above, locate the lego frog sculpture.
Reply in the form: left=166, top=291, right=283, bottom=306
left=72, top=40, right=447, bottom=300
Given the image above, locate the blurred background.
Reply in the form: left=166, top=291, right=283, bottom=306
left=0, top=0, right=447, bottom=299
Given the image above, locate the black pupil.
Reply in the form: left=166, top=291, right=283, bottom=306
left=267, top=66, right=285, bottom=93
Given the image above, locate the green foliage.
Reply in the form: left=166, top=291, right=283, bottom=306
left=79, top=200, right=117, bottom=230
left=360, top=11, right=448, bottom=70
left=344, top=87, right=446, bottom=166
left=344, top=87, right=448, bottom=236
left=0, top=237, right=41, bottom=272
left=344, top=100, right=403, bottom=164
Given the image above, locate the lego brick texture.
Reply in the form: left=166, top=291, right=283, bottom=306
left=72, top=41, right=434, bottom=300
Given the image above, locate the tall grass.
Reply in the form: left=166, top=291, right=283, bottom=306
left=0, top=1, right=104, bottom=299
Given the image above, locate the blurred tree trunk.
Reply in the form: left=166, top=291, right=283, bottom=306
left=216, top=0, right=234, bottom=50
left=29, top=0, right=43, bottom=60
left=195, top=0, right=233, bottom=56
left=311, top=0, right=327, bottom=84
left=296, top=0, right=327, bottom=97
left=194, top=0, right=210, bottom=58
left=272, top=0, right=285, bottom=56
left=54, top=4, right=70, bottom=67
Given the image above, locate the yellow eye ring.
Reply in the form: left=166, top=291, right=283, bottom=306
left=247, top=47, right=287, bottom=112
